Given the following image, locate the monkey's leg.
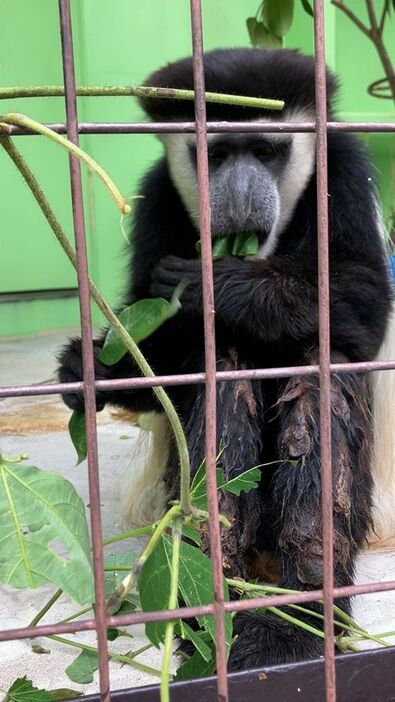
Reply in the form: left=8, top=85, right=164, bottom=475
left=166, top=348, right=266, bottom=578
left=228, top=357, right=373, bottom=670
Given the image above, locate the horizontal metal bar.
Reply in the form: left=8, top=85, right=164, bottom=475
left=6, top=121, right=395, bottom=136
left=0, top=579, right=394, bottom=643
left=1, top=359, right=394, bottom=399
left=0, top=580, right=395, bottom=642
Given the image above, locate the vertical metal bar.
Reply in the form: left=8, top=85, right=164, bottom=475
left=313, top=1, right=336, bottom=701
left=189, top=1, right=229, bottom=700
left=58, top=2, right=110, bottom=700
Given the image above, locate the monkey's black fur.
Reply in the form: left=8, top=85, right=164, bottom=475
left=58, top=49, right=392, bottom=670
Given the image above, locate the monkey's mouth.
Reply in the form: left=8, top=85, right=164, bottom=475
left=211, top=231, right=261, bottom=258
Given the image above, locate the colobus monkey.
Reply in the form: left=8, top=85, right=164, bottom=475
left=58, top=49, right=394, bottom=669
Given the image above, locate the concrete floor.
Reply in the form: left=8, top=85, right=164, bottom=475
left=0, top=331, right=394, bottom=696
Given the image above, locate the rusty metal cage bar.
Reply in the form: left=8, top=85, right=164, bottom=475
left=58, top=1, right=111, bottom=698
left=313, top=3, right=336, bottom=698
left=189, top=0, right=229, bottom=695
left=6, top=121, right=395, bottom=135
left=1, top=1, right=395, bottom=701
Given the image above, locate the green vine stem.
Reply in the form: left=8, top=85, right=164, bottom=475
left=0, top=114, right=130, bottom=214
left=0, top=85, right=284, bottom=111
left=28, top=588, right=63, bottom=627
left=161, top=518, right=182, bottom=702
left=226, top=578, right=389, bottom=648
left=49, top=634, right=161, bottom=678
left=0, top=135, right=192, bottom=517
left=103, top=525, right=154, bottom=546
left=106, top=504, right=182, bottom=614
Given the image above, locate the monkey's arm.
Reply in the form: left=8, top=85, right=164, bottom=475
left=151, top=255, right=391, bottom=361
left=57, top=315, right=192, bottom=413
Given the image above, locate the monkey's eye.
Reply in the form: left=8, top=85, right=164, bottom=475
left=208, top=145, right=230, bottom=165
left=252, top=144, right=278, bottom=162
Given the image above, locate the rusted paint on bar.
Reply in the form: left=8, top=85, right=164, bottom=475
left=190, top=1, right=229, bottom=700
left=58, top=2, right=110, bottom=700
left=1, top=578, right=395, bottom=644
left=1, top=359, right=394, bottom=398
left=7, top=121, right=395, bottom=136
left=314, top=2, right=336, bottom=701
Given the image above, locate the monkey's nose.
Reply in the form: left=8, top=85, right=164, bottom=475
left=227, top=172, right=255, bottom=228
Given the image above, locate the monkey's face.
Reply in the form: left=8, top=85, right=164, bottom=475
left=161, top=111, right=316, bottom=258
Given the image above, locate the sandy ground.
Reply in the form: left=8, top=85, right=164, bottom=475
left=0, top=331, right=394, bottom=696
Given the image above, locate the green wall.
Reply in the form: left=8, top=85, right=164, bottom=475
left=1, top=1, right=393, bottom=337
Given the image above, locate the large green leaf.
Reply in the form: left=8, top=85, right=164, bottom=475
left=163, top=537, right=232, bottom=653
left=1, top=678, right=81, bottom=702
left=65, top=649, right=98, bottom=684
left=68, top=411, right=87, bottom=465
left=0, top=455, right=93, bottom=604
left=174, top=646, right=216, bottom=681
left=138, top=537, right=171, bottom=647
left=2, top=677, right=55, bottom=702
left=262, top=0, right=294, bottom=36
left=99, top=283, right=185, bottom=366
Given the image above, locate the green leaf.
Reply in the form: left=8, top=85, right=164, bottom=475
left=196, top=233, right=259, bottom=260
left=190, top=467, right=225, bottom=511
left=254, top=21, right=283, bottom=49
left=68, top=411, right=87, bottom=465
left=176, top=622, right=212, bottom=662
left=2, top=677, right=55, bottom=702
left=190, top=458, right=208, bottom=496
left=182, top=523, right=201, bottom=545
left=262, top=0, right=294, bottom=36
left=0, top=681, right=80, bottom=702
left=138, top=537, right=171, bottom=647
left=300, top=0, right=314, bottom=17
left=99, top=282, right=185, bottom=366
left=104, top=552, right=137, bottom=595
left=0, top=456, right=93, bottom=605
left=174, top=647, right=216, bottom=681
left=107, top=627, right=122, bottom=641
left=189, top=445, right=227, bottom=503
left=163, top=537, right=232, bottom=653
left=65, top=649, right=98, bottom=684
left=221, top=467, right=262, bottom=496
left=191, top=456, right=260, bottom=509
left=246, top=16, right=259, bottom=45
left=50, top=692, right=82, bottom=701
left=231, top=233, right=259, bottom=257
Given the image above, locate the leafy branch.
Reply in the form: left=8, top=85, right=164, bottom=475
left=0, top=132, right=192, bottom=516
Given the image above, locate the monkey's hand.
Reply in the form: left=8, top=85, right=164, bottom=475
left=150, top=256, right=203, bottom=310
left=150, top=255, right=244, bottom=313
left=57, top=337, right=112, bottom=412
